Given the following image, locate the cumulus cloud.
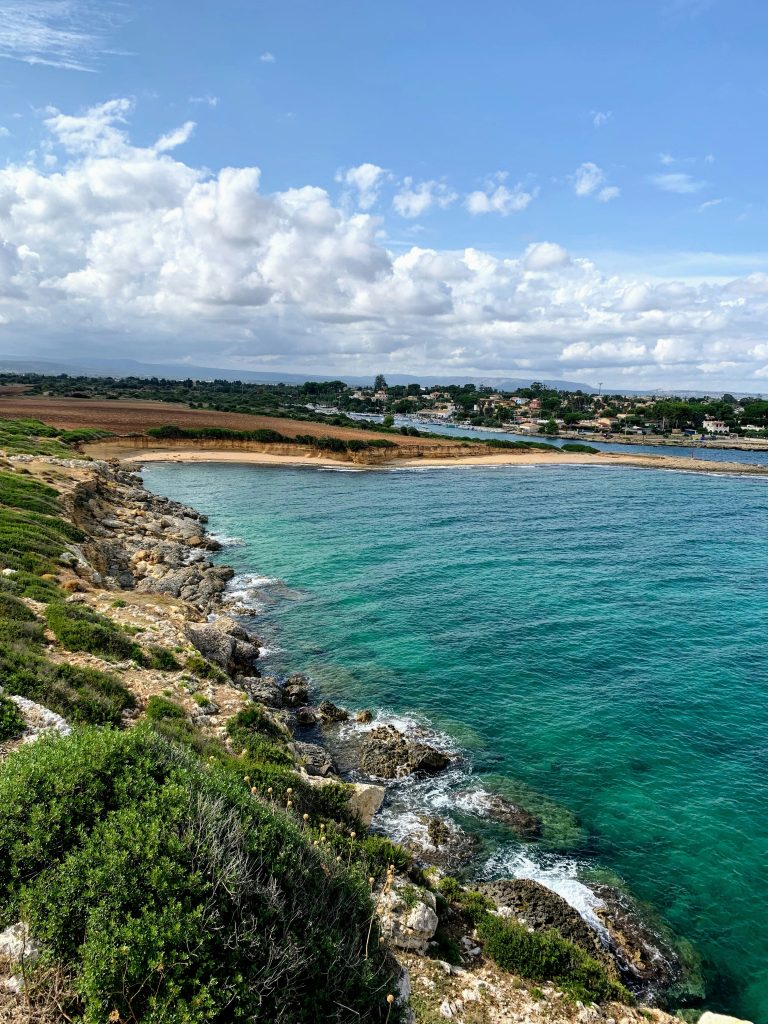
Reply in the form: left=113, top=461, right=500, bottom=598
left=335, top=163, right=388, bottom=210
left=651, top=172, right=707, bottom=194
left=597, top=186, right=620, bottom=202
left=523, top=242, right=570, bottom=271
left=392, top=178, right=457, bottom=218
left=465, top=181, right=537, bottom=215
left=592, top=110, right=612, bottom=128
left=0, top=99, right=767, bottom=388
left=260, top=51, right=276, bottom=63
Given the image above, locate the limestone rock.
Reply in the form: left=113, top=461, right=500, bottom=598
left=283, top=674, right=310, bottom=707
left=359, top=725, right=450, bottom=779
left=185, top=617, right=259, bottom=675
left=304, top=776, right=385, bottom=826
left=318, top=700, right=349, bottom=723
left=291, top=741, right=335, bottom=777
left=377, top=881, right=439, bottom=953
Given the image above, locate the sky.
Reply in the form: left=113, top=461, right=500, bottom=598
left=0, top=0, right=767, bottom=389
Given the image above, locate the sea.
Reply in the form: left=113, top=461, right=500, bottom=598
left=142, top=459, right=768, bottom=1022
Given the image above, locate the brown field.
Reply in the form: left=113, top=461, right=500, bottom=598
left=0, top=395, right=454, bottom=447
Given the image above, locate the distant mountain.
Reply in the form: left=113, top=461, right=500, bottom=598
left=0, top=355, right=598, bottom=392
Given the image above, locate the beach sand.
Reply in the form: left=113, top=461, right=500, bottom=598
left=85, top=441, right=768, bottom=476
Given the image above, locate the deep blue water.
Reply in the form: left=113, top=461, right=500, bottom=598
left=143, top=461, right=768, bottom=1021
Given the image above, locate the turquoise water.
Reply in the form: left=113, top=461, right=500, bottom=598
left=143, top=462, right=768, bottom=1021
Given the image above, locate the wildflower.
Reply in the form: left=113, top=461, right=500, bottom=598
left=286, top=787, right=293, bottom=796
left=250, top=786, right=257, bottom=795
left=303, top=813, right=310, bottom=822
left=350, top=831, right=356, bottom=839
left=387, top=994, right=395, bottom=1004
left=243, top=775, right=250, bottom=783
left=286, top=800, right=293, bottom=809
left=368, top=876, right=375, bottom=886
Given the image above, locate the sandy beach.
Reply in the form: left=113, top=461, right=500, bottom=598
left=86, top=441, right=768, bottom=476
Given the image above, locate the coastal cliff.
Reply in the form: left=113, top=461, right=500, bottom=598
left=0, top=440, right=734, bottom=1024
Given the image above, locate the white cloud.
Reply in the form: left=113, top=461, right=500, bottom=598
left=598, top=186, right=620, bottom=202
left=153, top=121, right=195, bottom=153
left=393, top=178, right=457, bottom=218
left=0, top=1, right=124, bottom=72
left=523, top=242, right=570, bottom=271
left=0, top=99, right=766, bottom=388
left=335, top=163, right=388, bottom=211
left=573, top=162, right=605, bottom=197
left=189, top=95, right=219, bottom=108
left=466, top=181, right=537, bottom=215
left=651, top=172, right=707, bottom=194
left=592, top=110, right=612, bottom=128
left=699, top=198, right=724, bottom=211
left=260, top=52, right=276, bottom=63
left=0, top=126, right=9, bottom=138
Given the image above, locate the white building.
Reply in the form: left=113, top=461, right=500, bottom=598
left=702, top=419, right=729, bottom=434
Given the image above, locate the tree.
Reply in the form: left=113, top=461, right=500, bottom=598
left=373, top=374, right=388, bottom=392
left=382, top=414, right=394, bottom=427
left=542, top=419, right=559, bottom=435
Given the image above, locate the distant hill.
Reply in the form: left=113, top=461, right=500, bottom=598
left=0, top=355, right=598, bottom=392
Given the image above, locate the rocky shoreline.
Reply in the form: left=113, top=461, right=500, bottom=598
left=2, top=453, right=710, bottom=1021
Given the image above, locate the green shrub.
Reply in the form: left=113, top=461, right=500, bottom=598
left=45, top=601, right=143, bottom=661
left=227, top=704, right=286, bottom=746
left=145, top=644, right=181, bottom=670
left=145, top=695, right=186, bottom=721
left=0, top=693, right=24, bottom=742
left=185, top=652, right=226, bottom=681
left=561, top=443, right=599, bottom=454
left=477, top=915, right=630, bottom=1003
left=0, top=643, right=134, bottom=726
left=0, top=727, right=401, bottom=1023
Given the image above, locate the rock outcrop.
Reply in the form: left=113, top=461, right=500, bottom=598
left=377, top=882, right=439, bottom=953
left=185, top=616, right=260, bottom=675
left=358, top=725, right=451, bottom=779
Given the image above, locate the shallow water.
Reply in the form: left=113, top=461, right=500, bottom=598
left=144, top=461, right=768, bottom=1021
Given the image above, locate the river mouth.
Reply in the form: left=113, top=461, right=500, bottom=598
left=142, top=460, right=768, bottom=1023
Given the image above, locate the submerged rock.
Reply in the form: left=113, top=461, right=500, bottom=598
left=358, top=725, right=451, bottom=779
left=592, top=884, right=691, bottom=994
left=461, top=791, right=542, bottom=839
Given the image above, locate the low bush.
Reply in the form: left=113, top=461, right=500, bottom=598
left=561, top=443, right=599, bottom=454
left=0, top=727, right=401, bottom=1023
left=45, top=601, right=143, bottom=662
left=0, top=693, right=25, bottom=742
left=477, top=914, right=631, bottom=1003
left=0, top=643, right=134, bottom=726
left=145, top=695, right=186, bottom=721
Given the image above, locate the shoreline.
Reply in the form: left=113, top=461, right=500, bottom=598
left=87, top=440, right=768, bottom=477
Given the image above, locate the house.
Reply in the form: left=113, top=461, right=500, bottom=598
left=702, top=419, right=729, bottom=435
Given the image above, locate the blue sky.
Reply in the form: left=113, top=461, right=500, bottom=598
left=0, top=0, right=766, bottom=388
